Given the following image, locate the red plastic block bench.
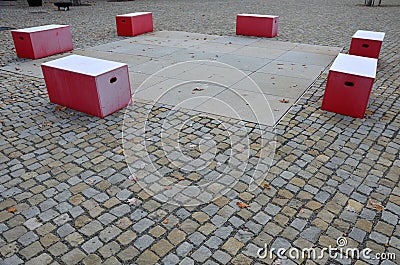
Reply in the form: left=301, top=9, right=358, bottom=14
left=41, top=55, right=132, bottom=118
left=321, top=54, right=377, bottom=118
left=236, top=14, right=278, bottom=38
left=349, top=30, right=385, bottom=59
left=11, top=24, right=73, bottom=59
left=116, top=12, right=153, bottom=37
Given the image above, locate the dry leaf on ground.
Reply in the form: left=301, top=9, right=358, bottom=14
left=55, top=106, right=67, bottom=111
left=40, top=121, right=52, bottom=128
left=345, top=205, right=356, bottom=212
left=7, top=207, right=17, bottom=213
left=86, top=179, right=95, bottom=185
left=177, top=176, right=185, bottom=181
left=279, top=99, right=290, bottom=103
left=163, top=218, right=169, bottom=224
left=236, top=201, right=250, bottom=208
left=263, top=183, right=272, bottom=189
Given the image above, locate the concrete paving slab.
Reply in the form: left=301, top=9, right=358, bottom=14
left=189, top=42, right=244, bottom=54
left=234, top=46, right=288, bottom=59
left=233, top=72, right=313, bottom=99
left=144, top=61, right=201, bottom=79
left=293, top=43, right=343, bottom=55
left=122, top=36, right=198, bottom=49
left=129, top=72, right=168, bottom=93
left=147, top=31, right=219, bottom=41
left=74, top=50, right=152, bottom=67
left=134, top=79, right=223, bottom=109
left=249, top=39, right=299, bottom=50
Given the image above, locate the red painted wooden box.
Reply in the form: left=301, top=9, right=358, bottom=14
left=321, top=54, right=377, bottom=118
left=11, top=24, right=73, bottom=59
left=349, top=30, right=385, bottom=59
left=41, top=55, right=132, bottom=118
left=236, top=14, right=278, bottom=38
left=116, top=12, right=153, bottom=37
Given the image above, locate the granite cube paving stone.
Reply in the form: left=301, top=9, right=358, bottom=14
left=99, top=226, right=122, bottom=242
left=97, top=213, right=118, bottom=225
left=162, top=253, right=180, bottom=265
left=17, top=231, right=39, bottom=246
left=98, top=241, right=121, bottom=259
left=300, top=226, right=322, bottom=243
left=48, top=242, right=68, bottom=256
left=3, top=226, right=27, bottom=242
left=56, top=223, right=75, bottom=238
left=61, top=248, right=86, bottom=265
left=79, top=220, right=103, bottom=237
left=176, top=242, right=194, bottom=257
left=205, top=235, right=224, bottom=249
left=191, top=246, right=212, bottom=263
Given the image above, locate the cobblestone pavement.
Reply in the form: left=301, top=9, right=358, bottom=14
left=1, top=0, right=399, bottom=265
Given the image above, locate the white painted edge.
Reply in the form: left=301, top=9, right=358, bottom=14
left=237, top=14, right=278, bottom=18
left=116, top=12, right=152, bottom=17
left=11, top=24, right=69, bottom=33
left=330, top=53, right=377, bottom=78
left=352, top=30, right=385, bottom=41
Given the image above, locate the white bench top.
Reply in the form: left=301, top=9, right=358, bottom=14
left=237, top=14, right=278, bottom=18
left=352, top=30, right=385, bottom=41
left=330, top=53, right=377, bottom=78
left=116, top=12, right=152, bottom=17
left=42, top=55, right=127, bottom=77
left=12, top=24, right=69, bottom=33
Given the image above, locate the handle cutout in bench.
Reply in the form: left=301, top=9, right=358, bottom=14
left=121, top=19, right=126, bottom=22
left=19, top=36, right=24, bottom=40
left=110, top=77, right=117, bottom=84
left=344, top=81, right=354, bottom=87
left=362, top=44, right=369, bottom=48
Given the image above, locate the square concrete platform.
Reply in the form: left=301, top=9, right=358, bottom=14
left=2, top=31, right=342, bottom=126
